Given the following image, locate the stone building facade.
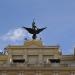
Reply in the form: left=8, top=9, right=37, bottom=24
left=0, top=39, right=75, bottom=75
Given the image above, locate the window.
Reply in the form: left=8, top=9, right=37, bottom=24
left=43, top=55, right=54, bottom=64
left=13, top=59, right=25, bottom=63
left=49, top=59, right=60, bottom=63
left=12, top=55, right=25, bottom=63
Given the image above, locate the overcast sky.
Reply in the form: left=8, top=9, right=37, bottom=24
left=0, top=0, right=75, bottom=54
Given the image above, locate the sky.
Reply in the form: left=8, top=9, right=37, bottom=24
left=0, top=0, right=75, bottom=54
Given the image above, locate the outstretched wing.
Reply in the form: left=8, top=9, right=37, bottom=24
left=36, top=27, right=47, bottom=34
left=22, top=27, right=34, bottom=34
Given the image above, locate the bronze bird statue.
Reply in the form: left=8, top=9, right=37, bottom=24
left=22, top=20, right=47, bottom=40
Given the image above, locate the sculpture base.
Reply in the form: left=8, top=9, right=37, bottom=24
left=24, top=39, right=43, bottom=47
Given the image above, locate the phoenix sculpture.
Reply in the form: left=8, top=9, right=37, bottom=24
left=22, top=20, right=47, bottom=40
